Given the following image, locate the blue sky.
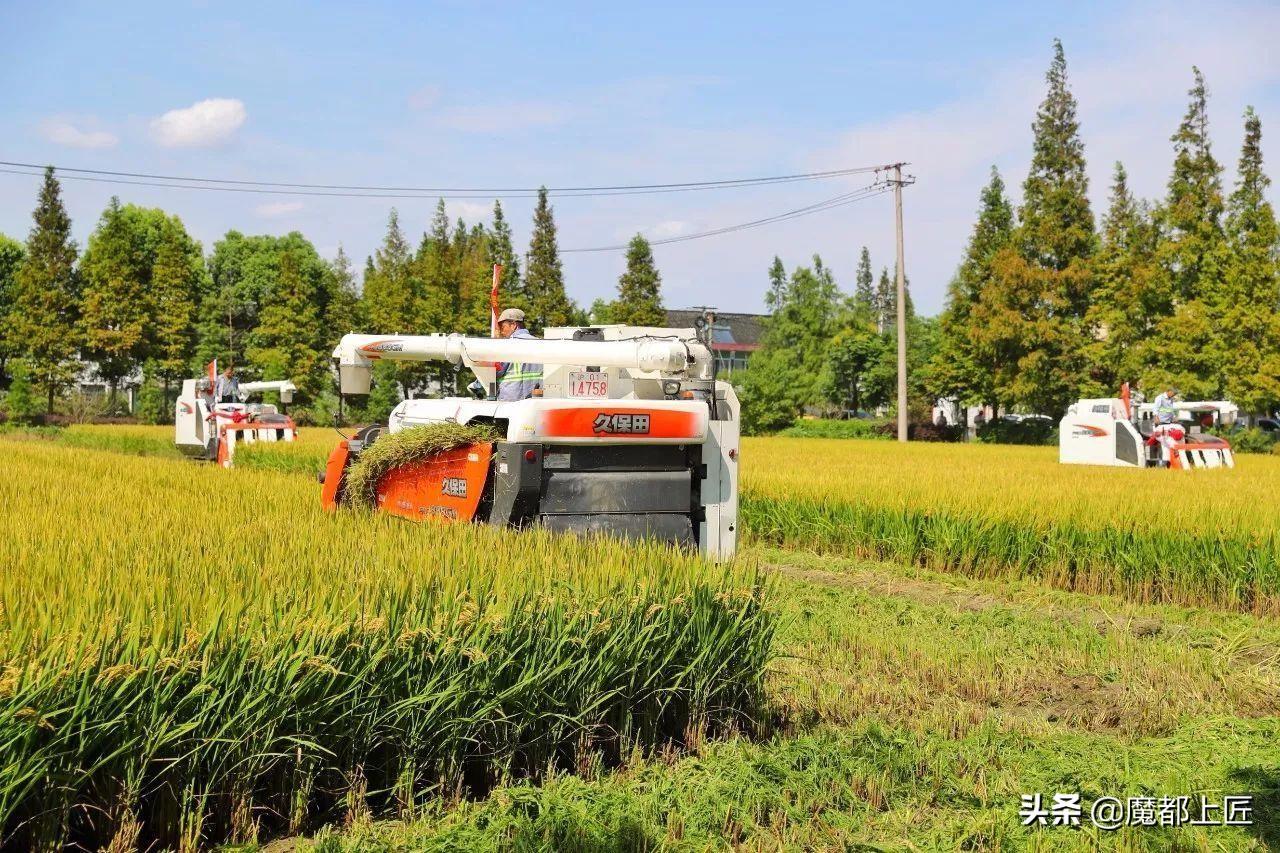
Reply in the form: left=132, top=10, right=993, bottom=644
left=2, top=0, right=1277, bottom=315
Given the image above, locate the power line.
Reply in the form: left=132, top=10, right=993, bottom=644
left=561, top=181, right=894, bottom=252
left=0, top=160, right=891, bottom=199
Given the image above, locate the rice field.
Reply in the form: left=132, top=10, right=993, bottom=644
left=0, top=439, right=772, bottom=850
left=5, top=425, right=1279, bottom=850
left=50, top=426, right=1280, bottom=611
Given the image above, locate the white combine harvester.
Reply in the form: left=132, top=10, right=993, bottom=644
left=175, top=362, right=299, bottom=467
left=321, top=318, right=739, bottom=561
left=1059, top=384, right=1236, bottom=470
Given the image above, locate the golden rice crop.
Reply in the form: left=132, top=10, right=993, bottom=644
left=741, top=437, right=1280, bottom=611
left=0, top=439, right=773, bottom=850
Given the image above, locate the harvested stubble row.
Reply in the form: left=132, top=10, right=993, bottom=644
left=741, top=437, right=1280, bottom=613
left=0, top=440, right=773, bottom=851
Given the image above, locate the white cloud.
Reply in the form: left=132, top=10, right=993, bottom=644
left=38, top=118, right=118, bottom=149
left=150, top=98, right=247, bottom=148
left=434, top=101, right=568, bottom=133
left=408, top=85, right=441, bottom=110
left=446, top=200, right=492, bottom=221
left=254, top=200, right=304, bottom=218
left=647, top=220, right=691, bottom=239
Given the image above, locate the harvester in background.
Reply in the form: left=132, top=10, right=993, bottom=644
left=320, top=315, right=739, bottom=561
left=175, top=362, right=298, bottom=467
left=1059, top=384, right=1236, bottom=470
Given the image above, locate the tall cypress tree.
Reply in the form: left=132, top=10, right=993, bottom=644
left=765, top=256, right=787, bottom=311
left=1082, top=163, right=1161, bottom=395
left=875, top=267, right=893, bottom=333
left=78, top=198, right=150, bottom=402
left=488, top=200, right=521, bottom=297
left=1018, top=39, right=1095, bottom=271
left=1146, top=67, right=1228, bottom=398
left=853, top=247, right=874, bottom=313
left=11, top=167, right=81, bottom=411
left=524, top=188, right=572, bottom=331
left=146, top=215, right=203, bottom=398
left=977, top=40, right=1094, bottom=416
left=1220, top=107, right=1280, bottom=413
left=1159, top=67, right=1226, bottom=303
left=613, top=234, right=665, bottom=326
left=325, top=245, right=364, bottom=339
left=928, top=167, right=1014, bottom=410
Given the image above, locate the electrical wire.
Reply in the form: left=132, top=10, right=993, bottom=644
left=0, top=159, right=894, bottom=198
left=561, top=181, right=894, bottom=252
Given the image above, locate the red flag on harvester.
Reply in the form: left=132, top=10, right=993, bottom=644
left=206, top=360, right=217, bottom=395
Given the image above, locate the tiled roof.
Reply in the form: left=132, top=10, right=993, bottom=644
left=665, top=309, right=765, bottom=349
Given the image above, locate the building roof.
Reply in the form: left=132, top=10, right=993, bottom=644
left=665, top=309, right=765, bottom=350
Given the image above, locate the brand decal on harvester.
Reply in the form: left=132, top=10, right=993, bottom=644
left=592, top=412, right=651, bottom=434
left=442, top=477, right=467, bottom=498
left=360, top=340, right=404, bottom=354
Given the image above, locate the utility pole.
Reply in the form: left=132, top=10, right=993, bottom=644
left=889, top=163, right=915, bottom=442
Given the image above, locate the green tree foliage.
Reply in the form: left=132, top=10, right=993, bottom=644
left=1219, top=107, right=1280, bottom=413
left=1159, top=67, right=1226, bottom=304
left=928, top=167, right=1014, bottom=412
left=874, top=267, right=894, bottom=333
left=975, top=40, right=1095, bottom=417
left=3, top=359, right=40, bottom=423
left=79, top=201, right=205, bottom=403
left=147, top=216, right=205, bottom=394
left=0, top=234, right=27, bottom=386
left=524, top=188, right=573, bottom=331
left=11, top=167, right=81, bottom=411
left=852, top=247, right=874, bottom=313
left=326, top=245, right=364, bottom=338
left=246, top=249, right=325, bottom=398
left=488, top=200, right=521, bottom=299
left=612, top=234, right=665, bottom=326
left=741, top=256, right=841, bottom=432
left=200, top=231, right=334, bottom=400
left=78, top=200, right=154, bottom=400
left=765, top=256, right=787, bottom=311
left=1081, top=163, right=1161, bottom=396
left=1146, top=67, right=1229, bottom=399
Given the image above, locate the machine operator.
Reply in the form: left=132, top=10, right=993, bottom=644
left=494, top=308, right=543, bottom=401
left=214, top=365, right=240, bottom=404
left=1152, top=386, right=1179, bottom=426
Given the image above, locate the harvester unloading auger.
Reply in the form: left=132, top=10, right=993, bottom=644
left=320, top=318, right=739, bottom=561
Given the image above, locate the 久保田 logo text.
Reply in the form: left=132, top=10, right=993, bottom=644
left=592, top=412, right=651, bottom=434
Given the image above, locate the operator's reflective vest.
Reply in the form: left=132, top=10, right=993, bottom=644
left=1153, top=392, right=1177, bottom=424
left=496, top=328, right=543, bottom=401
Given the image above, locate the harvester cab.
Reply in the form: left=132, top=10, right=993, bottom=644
left=175, top=372, right=299, bottom=467
left=321, top=321, right=739, bottom=561
left=1059, top=385, right=1236, bottom=470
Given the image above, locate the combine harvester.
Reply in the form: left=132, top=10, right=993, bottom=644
left=320, top=317, right=739, bottom=561
left=175, top=363, right=299, bottom=467
left=1059, top=384, right=1236, bottom=470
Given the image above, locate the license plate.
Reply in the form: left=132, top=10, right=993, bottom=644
left=569, top=371, right=608, bottom=398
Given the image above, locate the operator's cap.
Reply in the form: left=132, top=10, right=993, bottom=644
left=497, top=308, right=526, bottom=324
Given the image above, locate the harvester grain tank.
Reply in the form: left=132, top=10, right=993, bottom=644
left=321, top=319, right=739, bottom=561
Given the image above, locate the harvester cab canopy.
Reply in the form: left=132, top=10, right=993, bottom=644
left=324, top=323, right=739, bottom=561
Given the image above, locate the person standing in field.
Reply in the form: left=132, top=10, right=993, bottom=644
left=215, top=365, right=240, bottom=404
left=494, top=308, right=542, bottom=401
